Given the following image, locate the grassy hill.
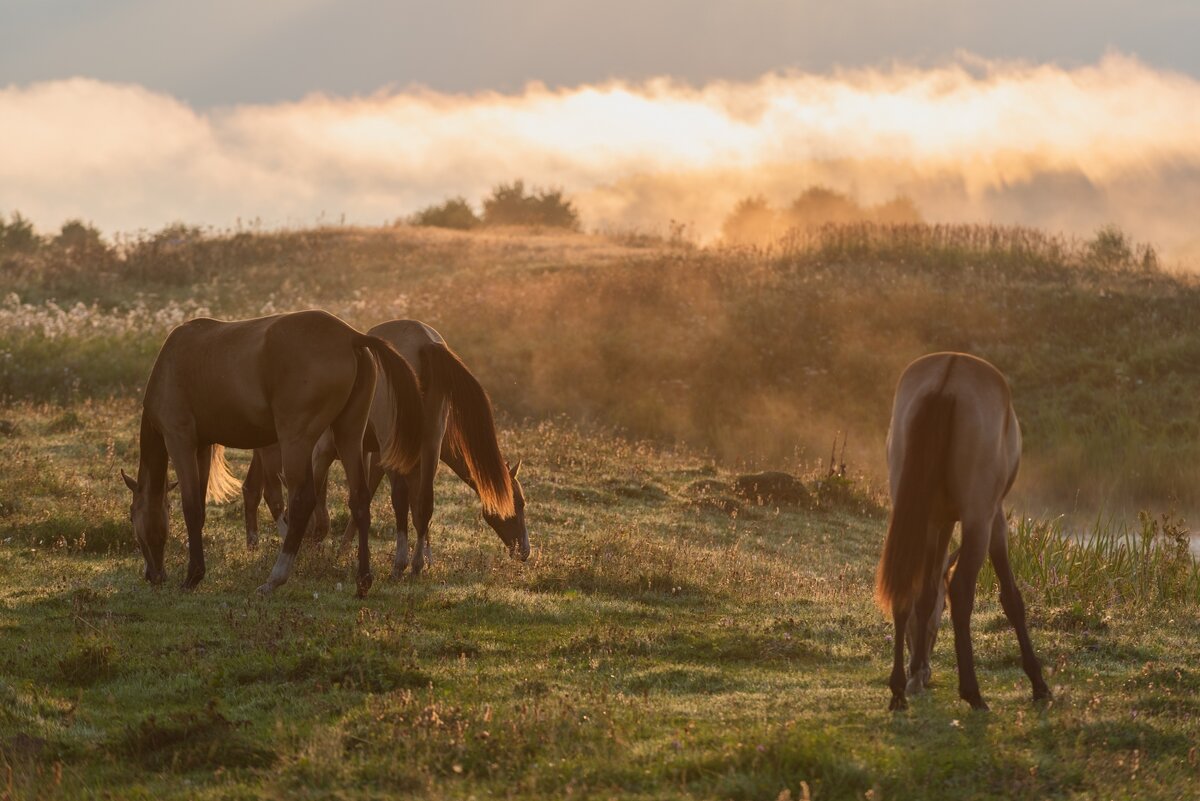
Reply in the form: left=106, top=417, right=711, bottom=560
left=2, top=221, right=1198, bottom=510
left=1, top=400, right=1198, bottom=799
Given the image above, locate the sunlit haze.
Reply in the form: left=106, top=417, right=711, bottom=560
left=3, top=54, right=1200, bottom=260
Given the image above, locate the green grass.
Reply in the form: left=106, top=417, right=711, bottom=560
left=1, top=401, right=1198, bottom=799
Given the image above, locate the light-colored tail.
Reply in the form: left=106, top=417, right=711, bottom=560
left=206, top=444, right=241, bottom=503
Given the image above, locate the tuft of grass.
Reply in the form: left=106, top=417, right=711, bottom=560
left=57, top=633, right=116, bottom=685
left=115, top=701, right=276, bottom=771
left=981, top=512, right=1200, bottom=617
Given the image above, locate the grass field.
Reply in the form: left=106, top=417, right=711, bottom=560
left=1, top=399, right=1199, bottom=799
left=2, top=222, right=1200, bottom=798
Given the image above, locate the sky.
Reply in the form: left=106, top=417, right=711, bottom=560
left=3, top=1, right=1200, bottom=260
left=4, top=1, right=1200, bottom=105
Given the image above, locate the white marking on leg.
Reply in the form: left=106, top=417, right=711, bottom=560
left=257, top=552, right=296, bottom=594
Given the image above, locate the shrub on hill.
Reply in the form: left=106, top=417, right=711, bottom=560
left=482, top=180, right=580, bottom=230
left=409, top=197, right=480, bottom=230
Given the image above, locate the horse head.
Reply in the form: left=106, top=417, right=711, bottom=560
left=484, top=460, right=529, bottom=561
left=121, top=469, right=176, bottom=584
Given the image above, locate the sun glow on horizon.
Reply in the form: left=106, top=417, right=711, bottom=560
left=4, top=53, right=1200, bottom=259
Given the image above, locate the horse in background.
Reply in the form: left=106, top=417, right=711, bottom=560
left=244, top=320, right=529, bottom=575
left=876, top=352, right=1051, bottom=711
left=121, top=310, right=423, bottom=597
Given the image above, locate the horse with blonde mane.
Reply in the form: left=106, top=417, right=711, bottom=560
left=244, top=319, right=528, bottom=575
left=876, top=352, right=1050, bottom=711
left=122, top=310, right=423, bottom=597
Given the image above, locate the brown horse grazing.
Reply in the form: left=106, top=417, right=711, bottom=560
left=245, top=319, right=528, bottom=575
left=121, top=310, right=423, bottom=597
left=876, top=352, right=1051, bottom=712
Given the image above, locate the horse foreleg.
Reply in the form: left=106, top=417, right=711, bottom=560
left=180, top=444, right=209, bottom=589
left=989, top=511, right=1052, bottom=702
left=949, top=515, right=991, bottom=710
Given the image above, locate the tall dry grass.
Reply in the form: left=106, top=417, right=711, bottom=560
left=1, top=220, right=1194, bottom=509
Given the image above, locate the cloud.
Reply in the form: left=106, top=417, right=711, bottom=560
left=3, top=53, right=1200, bottom=261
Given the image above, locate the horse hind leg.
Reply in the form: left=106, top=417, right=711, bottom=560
left=906, top=520, right=955, bottom=695
left=410, top=399, right=446, bottom=577
left=389, top=468, right=412, bottom=578
left=243, top=449, right=265, bottom=549
left=334, top=431, right=373, bottom=597
left=889, top=606, right=911, bottom=711
left=259, top=437, right=319, bottom=594
left=257, top=444, right=287, bottom=542
left=309, top=430, right=337, bottom=543
left=332, top=358, right=379, bottom=597
left=409, top=469, right=434, bottom=576
left=948, top=512, right=992, bottom=711
left=989, top=510, right=1052, bottom=702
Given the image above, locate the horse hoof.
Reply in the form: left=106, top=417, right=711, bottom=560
left=1033, top=686, right=1053, bottom=703
left=965, top=696, right=990, bottom=712
left=256, top=583, right=274, bottom=596
left=888, top=694, right=908, bottom=712
left=356, top=573, right=374, bottom=598
left=905, top=676, right=927, bottom=696
left=390, top=564, right=409, bottom=580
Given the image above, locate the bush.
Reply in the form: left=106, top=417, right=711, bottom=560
left=0, top=212, right=40, bottom=254
left=410, top=197, right=480, bottom=230
left=482, top=180, right=580, bottom=230
left=721, top=196, right=781, bottom=246
left=53, top=219, right=108, bottom=254
left=787, top=186, right=862, bottom=227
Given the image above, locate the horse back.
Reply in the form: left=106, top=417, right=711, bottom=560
left=889, top=352, right=1019, bottom=516
left=145, top=311, right=363, bottom=448
left=364, top=320, right=447, bottom=442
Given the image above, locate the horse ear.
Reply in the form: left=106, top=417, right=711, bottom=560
left=121, top=469, right=138, bottom=493
left=509, top=459, right=522, bottom=479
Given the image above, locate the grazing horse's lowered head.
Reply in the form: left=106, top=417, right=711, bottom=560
left=484, top=461, right=530, bottom=561
left=121, top=468, right=177, bottom=585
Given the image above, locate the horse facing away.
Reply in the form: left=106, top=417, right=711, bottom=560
left=244, top=319, right=529, bottom=575
left=122, top=310, right=423, bottom=597
left=876, top=352, right=1051, bottom=711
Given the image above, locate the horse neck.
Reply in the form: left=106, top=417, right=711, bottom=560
left=136, top=412, right=170, bottom=496
left=440, top=445, right=478, bottom=492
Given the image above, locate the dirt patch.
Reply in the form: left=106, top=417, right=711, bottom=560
left=683, top=479, right=743, bottom=516
left=115, top=701, right=275, bottom=771
left=734, top=472, right=812, bottom=507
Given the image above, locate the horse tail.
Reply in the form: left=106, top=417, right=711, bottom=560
left=875, top=390, right=956, bottom=616
left=354, top=335, right=423, bottom=474
left=206, top=444, right=241, bottom=503
left=420, top=342, right=515, bottom=518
